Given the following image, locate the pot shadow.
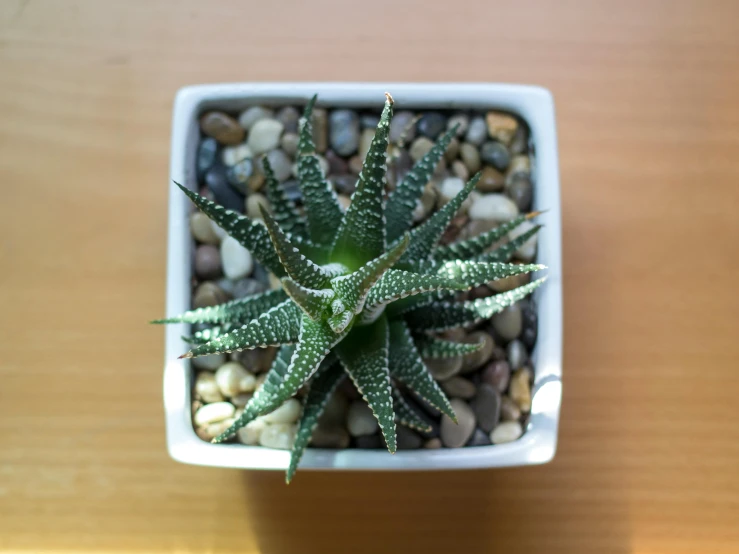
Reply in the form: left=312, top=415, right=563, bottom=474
left=240, top=450, right=631, bottom=554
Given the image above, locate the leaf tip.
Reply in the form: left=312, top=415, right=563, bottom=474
left=178, top=352, right=193, bottom=359
left=384, top=91, right=394, bottom=105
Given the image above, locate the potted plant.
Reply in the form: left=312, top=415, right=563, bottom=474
left=158, top=83, right=562, bottom=481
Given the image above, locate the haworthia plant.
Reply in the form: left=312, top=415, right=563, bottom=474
left=156, top=93, right=546, bottom=483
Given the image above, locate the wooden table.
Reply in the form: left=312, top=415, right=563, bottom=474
left=2, top=1, right=738, bottom=552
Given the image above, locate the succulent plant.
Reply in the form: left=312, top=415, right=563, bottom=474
left=155, top=93, right=545, bottom=482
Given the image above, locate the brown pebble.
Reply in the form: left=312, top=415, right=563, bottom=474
left=509, top=369, right=532, bottom=413
left=485, top=111, right=518, bottom=145
left=445, top=137, right=460, bottom=162
left=193, top=282, right=229, bottom=308
left=424, top=437, right=442, bottom=449
left=451, top=160, right=470, bottom=181
left=500, top=396, right=522, bottom=421
left=477, top=165, right=505, bottom=192
left=200, top=111, right=244, bottom=145
left=481, top=360, right=511, bottom=393
left=194, top=245, right=222, bottom=280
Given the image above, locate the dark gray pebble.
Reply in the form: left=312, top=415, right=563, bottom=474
left=480, top=141, right=511, bottom=171
left=417, top=112, right=447, bottom=140
left=205, top=165, right=244, bottom=211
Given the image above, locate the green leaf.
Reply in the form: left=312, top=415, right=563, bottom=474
left=297, top=95, right=343, bottom=246
left=393, top=387, right=433, bottom=433
left=404, top=278, right=546, bottom=332
left=330, top=94, right=394, bottom=269
left=262, top=157, right=308, bottom=239
left=388, top=320, right=456, bottom=421
left=435, top=260, right=544, bottom=288
left=182, top=324, right=235, bottom=345
left=286, top=361, right=345, bottom=483
left=174, top=182, right=285, bottom=277
left=281, top=277, right=335, bottom=320
left=260, top=206, right=345, bottom=289
left=359, top=269, right=449, bottom=324
left=213, top=345, right=294, bottom=443
left=152, top=289, right=287, bottom=325
left=179, top=300, right=302, bottom=358
left=413, top=334, right=483, bottom=359
left=398, top=173, right=480, bottom=266
left=385, top=126, right=458, bottom=243
left=336, top=315, right=396, bottom=453
left=331, top=233, right=409, bottom=315
left=475, top=224, right=542, bottom=264
left=433, top=213, right=538, bottom=261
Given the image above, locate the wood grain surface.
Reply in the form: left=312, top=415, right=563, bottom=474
left=2, top=0, right=739, bottom=552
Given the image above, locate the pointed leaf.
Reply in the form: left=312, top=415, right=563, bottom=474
left=393, top=387, right=433, bottom=433
left=260, top=206, right=341, bottom=289
left=331, top=233, right=409, bottom=314
left=262, top=157, right=308, bottom=238
left=179, top=300, right=301, bottom=358
left=153, top=289, right=287, bottom=325
left=174, top=183, right=284, bottom=277
left=297, top=95, right=343, bottom=245
left=413, top=334, right=483, bottom=359
left=398, top=173, right=480, bottom=266
left=385, top=126, right=458, bottom=243
left=388, top=320, right=455, bottom=421
left=435, top=260, right=544, bottom=288
left=287, top=362, right=345, bottom=483
left=434, top=213, right=538, bottom=261
left=330, top=94, right=394, bottom=269
left=182, top=324, right=235, bottom=345
left=336, top=315, right=395, bottom=452
left=475, top=224, right=542, bottom=264
left=282, top=277, right=335, bottom=320
left=404, top=278, right=547, bottom=332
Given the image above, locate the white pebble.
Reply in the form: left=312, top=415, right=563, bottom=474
left=346, top=401, right=379, bottom=437
left=238, top=106, right=274, bottom=130
left=469, top=193, right=519, bottom=222
left=215, top=361, right=251, bottom=397
left=221, top=143, right=253, bottom=166
left=265, top=149, right=292, bottom=181
left=231, top=392, right=252, bottom=407
left=259, top=422, right=297, bottom=449
left=195, top=372, right=223, bottom=403
left=261, top=398, right=302, bottom=423
left=248, top=119, right=284, bottom=155
left=191, top=353, right=227, bottom=371
left=210, top=219, right=228, bottom=242
left=194, top=402, right=236, bottom=426
left=239, top=373, right=256, bottom=393
left=190, top=212, right=220, bottom=244
left=237, top=418, right=266, bottom=445
left=509, top=220, right=538, bottom=262
left=220, top=236, right=254, bottom=279
left=490, top=421, right=523, bottom=444
left=439, top=177, right=465, bottom=204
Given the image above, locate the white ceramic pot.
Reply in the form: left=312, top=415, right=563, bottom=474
left=163, top=83, right=562, bottom=471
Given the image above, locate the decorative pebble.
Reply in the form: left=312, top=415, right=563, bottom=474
left=215, top=361, right=251, bottom=397
left=409, top=137, right=434, bottom=161
left=360, top=113, right=380, bottom=128
left=447, top=113, right=469, bottom=137
left=397, top=426, right=423, bottom=450
left=489, top=268, right=530, bottom=293
left=319, top=391, right=350, bottom=426
left=459, top=142, right=481, bottom=174
left=417, top=112, right=446, bottom=139
left=507, top=339, right=528, bottom=371
left=444, top=137, right=460, bottom=163
left=465, top=117, right=487, bottom=146
left=355, top=434, right=384, bottom=449
left=468, top=193, right=519, bottom=222
left=389, top=111, right=416, bottom=144
left=262, top=398, right=302, bottom=423
left=198, top=418, right=235, bottom=441
left=439, top=177, right=465, bottom=205
left=238, top=106, right=274, bottom=130
left=259, top=422, right=297, bottom=449
left=510, top=124, right=529, bottom=155
left=231, top=278, right=266, bottom=299
left=192, top=282, right=228, bottom=309
left=467, top=428, right=492, bottom=447
left=205, top=165, right=244, bottom=211
left=195, top=372, right=223, bottom=403
left=265, top=149, right=292, bottom=181
left=275, top=106, right=300, bottom=133
left=220, top=236, right=253, bottom=280
left=413, top=182, right=438, bottom=222
left=191, top=351, right=227, bottom=371
left=477, top=165, right=505, bottom=192
left=247, top=119, right=284, bottom=155
left=521, top=302, right=538, bottom=350
left=358, top=128, right=374, bottom=160
left=509, top=368, right=532, bottom=412
left=461, top=331, right=495, bottom=373
left=325, top=149, right=349, bottom=175
left=237, top=418, right=266, bottom=445
left=492, top=304, right=523, bottom=341
left=337, top=194, right=351, bottom=211
left=509, top=220, right=538, bottom=262
left=451, top=159, right=470, bottom=181
left=231, top=393, right=252, bottom=407
left=246, top=193, right=269, bottom=220
left=507, top=175, right=533, bottom=212
left=190, top=212, right=220, bottom=245
left=311, top=108, right=328, bottom=153
left=194, top=402, right=235, bottom=426
left=197, top=137, right=218, bottom=179
left=441, top=376, right=477, bottom=399
left=332, top=175, right=357, bottom=196
left=194, top=245, right=222, bottom=280
left=347, top=401, right=379, bottom=437
left=221, top=143, right=252, bottom=167
left=348, top=155, right=363, bottom=175
left=481, top=360, right=511, bottom=393
left=280, top=132, right=299, bottom=157
left=424, top=437, right=442, bottom=449
left=471, top=384, right=501, bottom=433
left=480, top=141, right=511, bottom=171
left=506, top=155, right=531, bottom=182
left=500, top=396, right=522, bottom=421
left=486, top=111, right=519, bottom=145
left=310, top=423, right=350, bottom=448
left=280, top=181, right=302, bottom=203
left=329, top=109, right=360, bottom=156
left=490, top=421, right=523, bottom=444
left=226, top=158, right=253, bottom=194
left=200, top=111, right=244, bottom=145
left=424, top=356, right=462, bottom=381
left=440, top=399, right=476, bottom=448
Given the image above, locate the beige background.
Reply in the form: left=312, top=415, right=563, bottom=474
left=2, top=0, right=739, bottom=552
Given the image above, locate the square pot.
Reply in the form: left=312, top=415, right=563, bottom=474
left=163, top=83, right=562, bottom=471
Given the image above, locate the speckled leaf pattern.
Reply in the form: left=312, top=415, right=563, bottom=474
left=182, top=324, right=235, bottom=345
left=435, top=260, right=545, bottom=288
left=385, top=126, right=458, bottom=243
left=153, top=289, right=287, bottom=325
left=330, top=96, right=394, bottom=268
left=291, top=235, right=330, bottom=265
left=286, top=362, right=345, bottom=483
left=213, top=345, right=294, bottom=443
left=474, top=225, right=542, bottom=264
left=336, top=315, right=396, bottom=453
left=398, top=174, right=480, bottom=266
left=281, top=277, right=334, bottom=321
left=180, top=300, right=301, bottom=358
left=174, top=182, right=285, bottom=277
left=387, top=320, right=456, bottom=421
left=413, top=334, right=483, bottom=359
left=297, top=95, right=343, bottom=245
left=392, top=387, right=433, bottom=433
left=405, top=278, right=547, bottom=332
left=360, top=269, right=449, bottom=323
left=262, top=157, right=308, bottom=239
left=433, top=213, right=534, bottom=261
left=330, top=234, right=409, bottom=315
left=260, top=207, right=341, bottom=289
